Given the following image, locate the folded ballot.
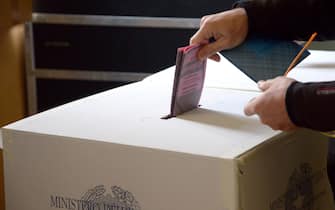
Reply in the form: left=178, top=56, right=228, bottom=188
left=167, top=44, right=207, bottom=117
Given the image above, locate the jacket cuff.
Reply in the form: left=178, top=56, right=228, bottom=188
left=286, top=81, right=335, bottom=132
left=233, top=0, right=258, bottom=37
left=285, top=81, right=302, bottom=127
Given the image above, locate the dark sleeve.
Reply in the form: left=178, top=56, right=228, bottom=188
left=234, top=0, right=335, bottom=40
left=285, top=81, right=335, bottom=132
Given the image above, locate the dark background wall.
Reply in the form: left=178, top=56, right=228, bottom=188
left=33, top=0, right=235, bottom=17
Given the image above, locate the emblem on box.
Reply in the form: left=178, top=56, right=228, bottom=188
left=50, top=185, right=141, bottom=210
left=270, top=163, right=326, bottom=210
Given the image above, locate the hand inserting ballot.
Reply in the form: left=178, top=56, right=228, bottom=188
left=189, top=8, right=248, bottom=62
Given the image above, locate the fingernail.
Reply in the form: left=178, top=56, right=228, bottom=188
left=257, top=81, right=265, bottom=88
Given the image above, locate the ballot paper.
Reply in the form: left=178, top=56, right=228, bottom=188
left=220, top=38, right=310, bottom=81
left=167, top=45, right=206, bottom=117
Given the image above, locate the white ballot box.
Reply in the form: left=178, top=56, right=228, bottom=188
left=2, top=51, right=335, bottom=210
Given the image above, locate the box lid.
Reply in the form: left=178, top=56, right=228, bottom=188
left=3, top=56, right=282, bottom=159
left=9, top=48, right=335, bottom=159
left=5, top=50, right=334, bottom=158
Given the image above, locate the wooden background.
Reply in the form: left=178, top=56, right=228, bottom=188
left=0, top=0, right=31, bottom=209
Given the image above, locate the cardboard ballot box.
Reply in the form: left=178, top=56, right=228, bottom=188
left=2, top=51, right=335, bottom=210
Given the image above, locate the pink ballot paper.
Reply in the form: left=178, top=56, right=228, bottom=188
left=165, top=45, right=207, bottom=118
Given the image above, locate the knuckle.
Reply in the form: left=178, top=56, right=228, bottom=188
left=201, top=15, right=214, bottom=26
left=200, top=16, right=209, bottom=24
left=201, top=16, right=208, bottom=21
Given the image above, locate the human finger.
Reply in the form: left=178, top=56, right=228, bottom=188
left=244, top=97, right=259, bottom=116
left=200, top=15, right=209, bottom=27
left=209, top=53, right=221, bottom=62
left=258, top=79, right=274, bottom=91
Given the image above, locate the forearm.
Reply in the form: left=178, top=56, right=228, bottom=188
left=286, top=81, right=335, bottom=132
left=234, top=0, right=335, bottom=40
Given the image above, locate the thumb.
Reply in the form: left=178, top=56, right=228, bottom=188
left=244, top=97, right=258, bottom=116
left=258, top=79, right=274, bottom=91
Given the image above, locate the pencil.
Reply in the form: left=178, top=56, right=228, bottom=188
left=284, top=32, right=318, bottom=76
